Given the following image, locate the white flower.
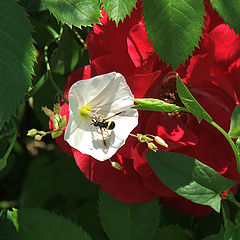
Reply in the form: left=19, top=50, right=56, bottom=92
left=64, top=72, right=138, bottom=161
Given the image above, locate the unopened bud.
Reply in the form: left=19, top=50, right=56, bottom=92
left=147, top=142, right=158, bottom=152
left=154, top=136, right=168, bottom=148
left=39, top=131, right=47, bottom=136
left=53, top=103, right=61, bottom=114
left=34, top=134, right=42, bottom=141
left=137, top=134, right=152, bottom=143
left=41, top=106, right=54, bottom=117
left=27, top=128, right=38, bottom=137
left=111, top=161, right=124, bottom=171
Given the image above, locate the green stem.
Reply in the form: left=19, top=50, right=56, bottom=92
left=73, top=27, right=87, bottom=48
left=221, top=193, right=240, bottom=208
left=44, top=45, right=69, bottom=104
left=28, top=73, right=47, bottom=97
left=210, top=121, right=240, bottom=174
left=46, top=25, right=60, bottom=39
left=0, top=128, right=17, bottom=171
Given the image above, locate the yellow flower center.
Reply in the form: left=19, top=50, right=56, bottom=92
left=80, top=104, right=92, bottom=119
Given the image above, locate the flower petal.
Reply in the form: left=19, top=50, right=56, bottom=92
left=64, top=72, right=138, bottom=161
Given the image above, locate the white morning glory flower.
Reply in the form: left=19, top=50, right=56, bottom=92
left=64, top=72, right=138, bottom=161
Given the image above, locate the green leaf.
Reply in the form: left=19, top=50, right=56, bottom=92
left=19, top=154, right=99, bottom=208
left=228, top=104, right=240, bottom=138
left=176, top=76, right=212, bottom=123
left=210, top=0, right=240, bottom=35
left=18, top=208, right=92, bottom=240
left=133, top=98, right=186, bottom=112
left=0, top=1, right=35, bottom=128
left=73, top=200, right=107, bottom=240
left=43, top=0, right=101, bottom=27
left=19, top=0, right=47, bottom=11
left=51, top=26, right=81, bottom=75
left=202, top=228, right=224, bottom=240
left=0, top=218, right=19, bottom=240
left=7, top=209, right=19, bottom=232
left=143, top=0, right=205, bottom=70
left=153, top=225, right=188, bottom=240
left=101, top=0, right=137, bottom=25
left=146, top=151, right=237, bottom=212
left=99, top=191, right=160, bottom=240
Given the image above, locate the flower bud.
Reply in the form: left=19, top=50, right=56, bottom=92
left=111, top=161, right=124, bottom=171
left=137, top=134, right=152, bottom=143
left=39, top=131, right=47, bottom=136
left=53, top=103, right=61, bottom=114
left=27, top=128, right=38, bottom=137
left=34, top=134, right=42, bottom=141
left=41, top=106, right=54, bottom=117
left=154, top=136, right=168, bottom=148
left=147, top=142, right=158, bottom=152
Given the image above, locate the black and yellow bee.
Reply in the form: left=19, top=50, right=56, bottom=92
left=90, top=112, right=122, bottom=148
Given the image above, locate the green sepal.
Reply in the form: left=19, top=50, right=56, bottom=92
left=51, top=130, right=63, bottom=139
left=52, top=114, right=61, bottom=129
left=59, top=116, right=66, bottom=129
left=133, top=98, right=186, bottom=112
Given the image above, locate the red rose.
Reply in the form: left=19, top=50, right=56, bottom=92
left=50, top=0, right=240, bottom=216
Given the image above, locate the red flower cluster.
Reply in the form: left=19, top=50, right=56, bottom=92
left=50, top=0, right=240, bottom=216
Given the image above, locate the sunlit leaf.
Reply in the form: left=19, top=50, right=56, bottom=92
left=146, top=151, right=237, bottom=212
left=43, top=0, right=101, bottom=27
left=101, top=0, right=137, bottom=25
left=143, top=0, right=205, bottom=69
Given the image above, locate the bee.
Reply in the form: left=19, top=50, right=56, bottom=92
left=90, top=112, right=122, bottom=148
